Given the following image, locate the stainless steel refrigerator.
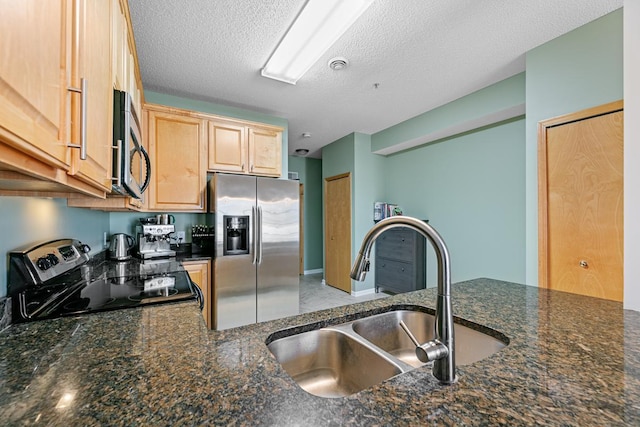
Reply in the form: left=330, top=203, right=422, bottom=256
left=210, top=173, right=299, bottom=330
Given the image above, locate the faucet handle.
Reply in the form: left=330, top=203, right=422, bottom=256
left=399, top=320, right=449, bottom=363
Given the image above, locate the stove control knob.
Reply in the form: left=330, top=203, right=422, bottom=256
left=36, top=257, right=52, bottom=270
left=80, top=243, right=91, bottom=253
left=46, top=253, right=60, bottom=266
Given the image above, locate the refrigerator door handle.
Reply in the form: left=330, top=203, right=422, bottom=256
left=252, top=206, right=258, bottom=265
left=257, top=206, right=263, bottom=264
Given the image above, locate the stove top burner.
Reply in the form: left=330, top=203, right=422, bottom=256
left=128, top=287, right=179, bottom=302
left=8, top=243, right=196, bottom=323
left=63, top=297, right=93, bottom=312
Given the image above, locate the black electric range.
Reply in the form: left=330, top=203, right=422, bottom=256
left=7, top=239, right=201, bottom=323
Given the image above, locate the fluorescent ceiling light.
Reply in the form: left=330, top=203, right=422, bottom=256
left=261, top=0, right=375, bottom=85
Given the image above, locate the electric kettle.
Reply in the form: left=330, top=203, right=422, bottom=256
left=109, top=233, right=135, bottom=260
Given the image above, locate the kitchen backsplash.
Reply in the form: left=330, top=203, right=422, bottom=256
left=0, top=196, right=214, bottom=299
left=0, top=197, right=109, bottom=299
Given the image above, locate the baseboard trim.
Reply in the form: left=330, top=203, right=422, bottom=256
left=303, top=268, right=323, bottom=275
left=351, top=287, right=376, bottom=297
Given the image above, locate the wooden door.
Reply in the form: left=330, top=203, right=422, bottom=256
left=208, top=121, right=246, bottom=173
left=248, top=127, right=282, bottom=177
left=325, top=173, right=352, bottom=293
left=0, top=0, right=70, bottom=169
left=538, top=100, right=623, bottom=301
left=68, top=0, right=113, bottom=191
left=147, top=109, right=207, bottom=211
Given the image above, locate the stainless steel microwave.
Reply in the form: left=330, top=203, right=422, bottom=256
left=112, top=90, right=150, bottom=199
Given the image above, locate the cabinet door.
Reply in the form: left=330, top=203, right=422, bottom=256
left=376, top=229, right=416, bottom=262
left=375, top=259, right=415, bottom=292
left=324, top=174, right=352, bottom=293
left=248, top=127, right=282, bottom=177
left=147, top=110, right=207, bottom=211
left=0, top=0, right=70, bottom=169
left=68, top=0, right=113, bottom=191
left=208, top=121, right=247, bottom=173
left=111, top=0, right=127, bottom=90
left=128, top=51, right=142, bottom=115
left=182, top=260, right=211, bottom=329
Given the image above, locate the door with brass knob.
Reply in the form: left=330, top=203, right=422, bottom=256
left=324, top=173, right=352, bottom=293
left=538, top=101, right=623, bottom=302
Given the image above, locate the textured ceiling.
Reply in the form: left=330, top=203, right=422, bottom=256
left=128, top=0, right=623, bottom=158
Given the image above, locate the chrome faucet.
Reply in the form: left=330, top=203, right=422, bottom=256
left=350, top=216, right=456, bottom=384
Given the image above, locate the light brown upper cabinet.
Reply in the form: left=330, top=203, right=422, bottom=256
left=0, top=0, right=70, bottom=172
left=146, top=105, right=207, bottom=212
left=68, top=0, right=146, bottom=211
left=248, top=127, right=282, bottom=177
left=112, top=0, right=142, bottom=112
left=0, top=0, right=112, bottom=197
left=208, top=121, right=282, bottom=177
left=208, top=121, right=247, bottom=173
left=112, top=0, right=127, bottom=91
left=68, top=0, right=113, bottom=193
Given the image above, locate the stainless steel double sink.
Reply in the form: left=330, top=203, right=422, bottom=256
left=266, top=306, right=509, bottom=398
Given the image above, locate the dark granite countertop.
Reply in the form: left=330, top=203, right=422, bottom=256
left=0, top=278, right=639, bottom=426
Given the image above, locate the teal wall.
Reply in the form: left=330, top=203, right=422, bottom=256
left=524, top=9, right=623, bottom=285
left=384, top=117, right=526, bottom=286
left=352, top=133, right=386, bottom=292
left=362, top=74, right=527, bottom=289
left=372, top=73, right=525, bottom=153
left=0, top=197, right=109, bottom=297
left=321, top=133, right=386, bottom=293
left=321, top=134, right=355, bottom=291
left=288, top=155, right=323, bottom=272
left=109, top=212, right=213, bottom=242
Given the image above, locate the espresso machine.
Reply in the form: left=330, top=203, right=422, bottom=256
left=137, top=218, right=176, bottom=259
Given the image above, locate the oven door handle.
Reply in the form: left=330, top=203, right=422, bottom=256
left=190, top=279, right=204, bottom=311
left=138, top=144, right=152, bottom=194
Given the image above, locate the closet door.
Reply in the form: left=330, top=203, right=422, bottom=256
left=324, top=173, right=352, bottom=293
left=538, top=101, right=623, bottom=301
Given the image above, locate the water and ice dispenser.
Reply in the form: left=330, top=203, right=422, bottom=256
left=223, top=215, right=249, bottom=255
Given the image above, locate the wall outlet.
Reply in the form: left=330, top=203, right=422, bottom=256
left=176, top=231, right=186, bottom=242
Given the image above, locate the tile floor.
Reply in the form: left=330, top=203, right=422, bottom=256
left=299, top=273, right=389, bottom=313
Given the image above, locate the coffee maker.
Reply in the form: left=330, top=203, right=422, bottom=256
left=137, top=217, right=176, bottom=259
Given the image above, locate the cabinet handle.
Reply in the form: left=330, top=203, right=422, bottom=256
left=579, top=260, right=589, bottom=268
left=250, top=164, right=254, bottom=172
left=67, top=78, right=87, bottom=160
left=242, top=163, right=245, bottom=171
left=112, top=140, right=122, bottom=187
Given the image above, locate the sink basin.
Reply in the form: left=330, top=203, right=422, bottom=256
left=267, top=328, right=403, bottom=398
left=267, top=306, right=509, bottom=398
left=351, top=310, right=508, bottom=368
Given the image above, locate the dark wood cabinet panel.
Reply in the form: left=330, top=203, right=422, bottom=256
left=374, top=227, right=426, bottom=294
